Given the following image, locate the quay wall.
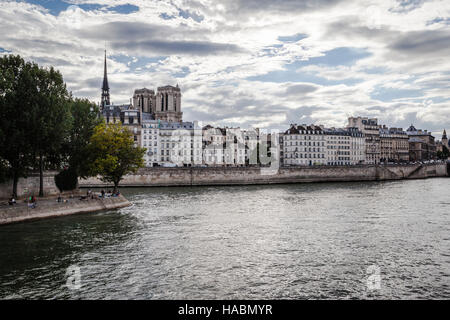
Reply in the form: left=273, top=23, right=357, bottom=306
left=78, top=163, right=448, bottom=188
left=0, top=195, right=130, bottom=225
left=0, top=164, right=447, bottom=199
left=0, top=171, right=59, bottom=200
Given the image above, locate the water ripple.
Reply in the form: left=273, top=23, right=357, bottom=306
left=0, top=179, right=449, bottom=299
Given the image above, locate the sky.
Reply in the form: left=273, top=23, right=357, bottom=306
left=0, top=0, right=449, bottom=138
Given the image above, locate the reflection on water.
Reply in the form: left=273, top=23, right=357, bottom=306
left=0, top=178, right=449, bottom=299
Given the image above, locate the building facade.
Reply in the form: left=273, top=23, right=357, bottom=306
left=282, top=124, right=327, bottom=166
left=324, top=127, right=365, bottom=165
left=407, top=125, right=436, bottom=161
left=379, top=127, right=409, bottom=163
left=347, top=117, right=381, bottom=164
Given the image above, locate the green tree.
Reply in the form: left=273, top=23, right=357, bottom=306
left=62, top=97, right=102, bottom=181
left=54, top=167, right=78, bottom=193
left=88, top=122, right=146, bottom=193
left=0, top=55, right=36, bottom=197
left=0, top=157, right=9, bottom=183
left=30, top=64, right=71, bottom=196
left=437, top=145, right=449, bottom=160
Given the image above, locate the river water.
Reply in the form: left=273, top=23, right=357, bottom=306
left=0, top=178, right=449, bottom=299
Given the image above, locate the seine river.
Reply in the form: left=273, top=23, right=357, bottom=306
left=0, top=178, right=449, bottom=299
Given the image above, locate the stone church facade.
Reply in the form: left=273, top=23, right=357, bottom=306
left=132, top=85, right=183, bottom=122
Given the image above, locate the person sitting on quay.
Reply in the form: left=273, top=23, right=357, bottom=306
left=100, top=189, right=105, bottom=198
left=8, top=194, right=16, bottom=205
left=28, top=195, right=37, bottom=209
left=57, top=194, right=62, bottom=203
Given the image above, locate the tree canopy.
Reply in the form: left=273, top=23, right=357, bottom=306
left=0, top=55, right=36, bottom=196
left=63, top=98, right=102, bottom=179
left=0, top=54, right=101, bottom=197
left=31, top=64, right=71, bottom=196
left=88, top=122, right=146, bottom=192
left=437, top=145, right=449, bottom=160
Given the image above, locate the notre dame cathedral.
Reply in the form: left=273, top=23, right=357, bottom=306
left=100, top=51, right=183, bottom=123
left=132, top=85, right=182, bottom=122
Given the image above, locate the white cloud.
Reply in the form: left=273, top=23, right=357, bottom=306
left=0, top=0, right=449, bottom=137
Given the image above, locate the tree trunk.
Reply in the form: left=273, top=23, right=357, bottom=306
left=113, top=181, right=119, bottom=194
left=12, top=170, right=18, bottom=199
left=39, top=153, right=44, bottom=197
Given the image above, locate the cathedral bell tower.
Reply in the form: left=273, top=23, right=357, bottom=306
left=155, top=85, right=182, bottom=122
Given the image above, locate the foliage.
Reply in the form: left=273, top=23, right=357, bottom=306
left=0, top=55, right=36, bottom=196
left=0, top=158, right=10, bottom=183
left=88, top=122, right=146, bottom=191
left=0, top=54, right=99, bottom=196
left=54, top=167, right=78, bottom=192
left=62, top=98, right=102, bottom=179
left=437, top=145, right=449, bottom=160
left=30, top=64, right=71, bottom=195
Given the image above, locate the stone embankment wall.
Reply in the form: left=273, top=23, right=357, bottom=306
left=0, top=195, right=130, bottom=225
left=79, top=163, right=448, bottom=188
left=1, top=164, right=447, bottom=199
left=0, top=171, right=59, bottom=200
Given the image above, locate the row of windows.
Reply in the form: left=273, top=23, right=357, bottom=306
left=143, top=130, right=158, bottom=134
left=142, top=124, right=158, bottom=129
left=285, top=141, right=325, bottom=146
left=285, top=135, right=324, bottom=140
left=327, top=136, right=354, bottom=140
left=284, top=160, right=327, bottom=165
left=286, top=154, right=326, bottom=159
left=285, top=147, right=324, bottom=152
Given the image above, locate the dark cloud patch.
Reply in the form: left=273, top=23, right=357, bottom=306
left=226, top=0, right=345, bottom=13
left=30, top=56, right=74, bottom=67
left=285, top=84, right=318, bottom=96
left=389, top=30, right=450, bottom=56
left=79, top=21, right=207, bottom=42
left=325, top=17, right=397, bottom=42
left=5, top=38, right=81, bottom=54
left=112, top=40, right=243, bottom=56
left=79, top=21, right=242, bottom=56
left=79, top=21, right=165, bottom=40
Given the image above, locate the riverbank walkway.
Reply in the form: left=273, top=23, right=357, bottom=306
left=0, top=192, right=130, bottom=225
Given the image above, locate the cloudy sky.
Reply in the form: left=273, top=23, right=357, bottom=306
left=1, top=0, right=449, bottom=137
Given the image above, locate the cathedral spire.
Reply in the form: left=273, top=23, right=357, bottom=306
left=443, top=129, right=447, bottom=139
left=101, top=50, right=110, bottom=108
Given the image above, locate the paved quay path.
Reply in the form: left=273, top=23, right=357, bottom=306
left=0, top=193, right=131, bottom=225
